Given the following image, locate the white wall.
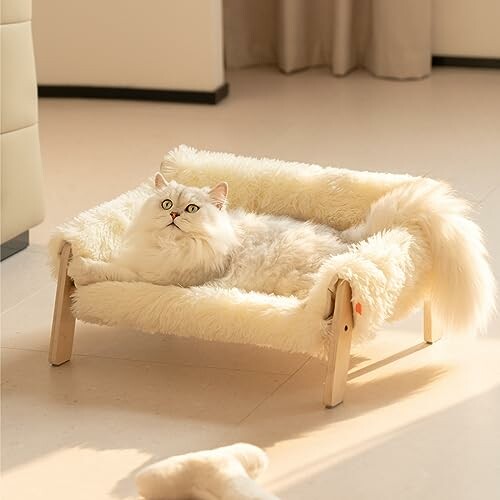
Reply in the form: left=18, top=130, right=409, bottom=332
left=433, top=0, right=500, bottom=58
left=32, top=0, right=500, bottom=91
left=32, top=0, right=225, bottom=91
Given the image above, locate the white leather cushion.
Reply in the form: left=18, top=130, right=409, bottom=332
left=1, top=0, right=31, bottom=24
left=1, top=22, right=38, bottom=134
left=1, top=124, right=45, bottom=243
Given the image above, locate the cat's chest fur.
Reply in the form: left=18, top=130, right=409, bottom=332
left=116, top=229, right=230, bottom=286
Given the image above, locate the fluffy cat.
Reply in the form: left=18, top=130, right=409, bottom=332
left=68, top=173, right=348, bottom=298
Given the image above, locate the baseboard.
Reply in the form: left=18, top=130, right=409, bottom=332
left=38, top=82, right=229, bottom=105
left=432, top=56, right=500, bottom=69
left=1, top=231, right=29, bottom=261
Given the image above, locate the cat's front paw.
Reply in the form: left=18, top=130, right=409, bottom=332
left=68, top=256, right=97, bottom=286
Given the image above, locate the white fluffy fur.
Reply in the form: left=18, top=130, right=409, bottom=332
left=68, top=173, right=348, bottom=300
left=68, top=176, right=239, bottom=287
left=135, top=443, right=277, bottom=500
left=49, top=145, right=496, bottom=358
left=342, top=179, right=496, bottom=334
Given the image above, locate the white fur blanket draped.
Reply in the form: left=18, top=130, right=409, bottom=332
left=49, top=145, right=495, bottom=358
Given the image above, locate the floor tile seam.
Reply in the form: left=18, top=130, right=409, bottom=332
left=0, top=346, right=299, bottom=377
left=236, top=356, right=312, bottom=425
left=1, top=282, right=54, bottom=316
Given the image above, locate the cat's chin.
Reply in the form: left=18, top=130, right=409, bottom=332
left=166, top=224, right=189, bottom=240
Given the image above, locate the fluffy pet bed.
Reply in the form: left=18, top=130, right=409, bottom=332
left=48, top=145, right=495, bottom=408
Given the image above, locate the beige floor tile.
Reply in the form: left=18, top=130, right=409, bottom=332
left=476, top=186, right=500, bottom=339
left=1, top=245, right=52, bottom=313
left=478, top=187, right=500, bottom=283
left=233, top=332, right=500, bottom=499
left=1, top=348, right=288, bottom=500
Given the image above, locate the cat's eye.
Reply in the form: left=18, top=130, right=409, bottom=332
left=161, top=199, right=173, bottom=210
left=185, top=204, right=199, bottom=213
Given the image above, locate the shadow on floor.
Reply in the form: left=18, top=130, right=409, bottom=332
left=1, top=340, right=444, bottom=499
left=270, top=386, right=500, bottom=500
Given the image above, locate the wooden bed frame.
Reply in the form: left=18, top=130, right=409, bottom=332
left=49, top=242, right=441, bottom=409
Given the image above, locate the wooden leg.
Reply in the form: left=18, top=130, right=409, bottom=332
left=424, top=300, right=441, bottom=344
left=323, top=280, right=354, bottom=409
left=49, top=242, right=76, bottom=366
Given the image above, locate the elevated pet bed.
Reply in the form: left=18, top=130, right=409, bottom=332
left=48, top=145, right=495, bottom=408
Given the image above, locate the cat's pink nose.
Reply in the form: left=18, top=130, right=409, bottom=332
left=170, top=212, right=179, bottom=220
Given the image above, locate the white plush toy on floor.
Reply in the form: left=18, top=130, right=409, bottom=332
left=136, top=443, right=278, bottom=500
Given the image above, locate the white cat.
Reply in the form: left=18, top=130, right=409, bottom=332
left=68, top=173, right=348, bottom=298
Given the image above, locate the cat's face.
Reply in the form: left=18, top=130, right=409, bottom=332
left=141, top=173, right=230, bottom=240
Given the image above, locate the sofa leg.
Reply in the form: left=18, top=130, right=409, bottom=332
left=424, top=301, right=441, bottom=344
left=49, top=242, right=76, bottom=366
left=323, top=280, right=354, bottom=409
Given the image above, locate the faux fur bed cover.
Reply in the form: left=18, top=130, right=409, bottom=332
left=49, top=145, right=495, bottom=359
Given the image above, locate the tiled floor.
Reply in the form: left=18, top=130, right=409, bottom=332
left=2, top=67, right=500, bottom=500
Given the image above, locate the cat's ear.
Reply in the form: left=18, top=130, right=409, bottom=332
left=209, top=182, right=228, bottom=210
left=154, top=172, right=168, bottom=189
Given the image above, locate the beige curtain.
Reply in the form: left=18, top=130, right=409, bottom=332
left=224, top=0, right=432, bottom=79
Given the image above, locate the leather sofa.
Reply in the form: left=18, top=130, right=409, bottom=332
left=1, top=0, right=44, bottom=259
